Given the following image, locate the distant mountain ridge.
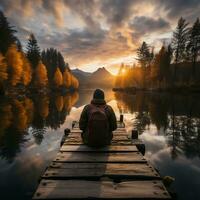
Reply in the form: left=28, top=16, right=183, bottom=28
left=72, top=67, right=114, bottom=88
left=72, top=68, right=92, bottom=77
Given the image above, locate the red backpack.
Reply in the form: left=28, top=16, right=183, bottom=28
left=87, top=104, right=110, bottom=147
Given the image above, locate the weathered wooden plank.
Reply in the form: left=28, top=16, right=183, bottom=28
left=66, top=135, right=130, bottom=141
left=60, top=145, right=138, bottom=152
left=64, top=136, right=131, bottom=144
left=69, top=129, right=131, bottom=135
left=117, top=122, right=126, bottom=128
left=64, top=140, right=133, bottom=145
left=64, top=140, right=144, bottom=145
left=73, top=121, right=125, bottom=129
left=53, top=152, right=146, bottom=163
left=33, top=180, right=171, bottom=199
left=116, top=128, right=126, bottom=131
left=43, top=163, right=160, bottom=179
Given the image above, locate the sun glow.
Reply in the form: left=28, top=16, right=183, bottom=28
left=121, top=68, right=126, bottom=74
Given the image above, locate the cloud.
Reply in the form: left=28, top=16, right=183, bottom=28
left=100, top=0, right=137, bottom=27
left=42, top=0, right=66, bottom=27
left=130, top=16, right=170, bottom=37
left=156, top=0, right=200, bottom=21
left=62, top=28, right=132, bottom=67
left=1, top=0, right=200, bottom=73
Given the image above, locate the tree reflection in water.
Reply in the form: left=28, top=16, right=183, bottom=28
left=114, top=92, right=200, bottom=159
left=0, top=92, right=79, bottom=162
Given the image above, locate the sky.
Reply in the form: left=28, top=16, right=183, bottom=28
left=0, top=0, right=200, bottom=75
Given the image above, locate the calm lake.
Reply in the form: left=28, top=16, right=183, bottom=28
left=0, top=89, right=200, bottom=200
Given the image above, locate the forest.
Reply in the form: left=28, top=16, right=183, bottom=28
left=0, top=11, right=79, bottom=95
left=115, top=17, right=200, bottom=92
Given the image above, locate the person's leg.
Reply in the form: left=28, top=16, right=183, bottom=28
left=81, top=131, right=88, bottom=145
left=106, top=132, right=113, bottom=145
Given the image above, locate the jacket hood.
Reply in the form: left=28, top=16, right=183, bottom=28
left=93, top=89, right=105, bottom=100
left=91, top=99, right=106, bottom=105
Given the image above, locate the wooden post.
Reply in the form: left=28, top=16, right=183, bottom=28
left=120, top=114, right=123, bottom=122
left=61, top=129, right=70, bottom=146
left=72, top=121, right=76, bottom=128
left=64, top=128, right=70, bottom=136
left=132, top=130, right=138, bottom=139
left=136, top=144, right=146, bottom=156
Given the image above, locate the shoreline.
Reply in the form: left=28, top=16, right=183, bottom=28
left=112, top=86, right=200, bottom=94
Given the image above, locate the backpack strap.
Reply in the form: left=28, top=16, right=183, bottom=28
left=88, top=104, right=109, bottom=117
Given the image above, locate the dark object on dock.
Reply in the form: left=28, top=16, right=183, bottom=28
left=120, top=114, right=123, bottom=122
left=72, top=121, right=76, bottom=128
left=33, top=120, right=171, bottom=200
left=136, top=143, right=146, bottom=156
left=132, top=129, right=138, bottom=139
left=131, top=130, right=145, bottom=155
left=64, top=128, right=70, bottom=136
left=60, top=129, right=71, bottom=146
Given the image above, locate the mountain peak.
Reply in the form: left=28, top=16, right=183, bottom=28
left=71, top=67, right=114, bottom=88
left=93, top=67, right=111, bottom=75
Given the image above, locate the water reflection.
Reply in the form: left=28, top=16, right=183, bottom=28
left=0, top=90, right=200, bottom=200
left=0, top=92, right=79, bottom=162
left=114, top=91, right=200, bottom=200
left=114, top=92, right=200, bottom=159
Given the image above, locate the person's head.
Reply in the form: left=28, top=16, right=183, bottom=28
left=93, top=89, right=105, bottom=100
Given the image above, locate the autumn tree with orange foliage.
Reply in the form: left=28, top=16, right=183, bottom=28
left=6, top=44, right=23, bottom=86
left=12, top=99, right=28, bottom=130
left=71, top=75, right=79, bottom=89
left=21, top=53, right=32, bottom=86
left=38, top=96, right=49, bottom=118
left=53, top=67, right=63, bottom=87
left=55, top=96, right=64, bottom=112
left=34, top=61, right=48, bottom=87
left=0, top=53, right=8, bottom=92
left=0, top=103, right=13, bottom=133
left=63, top=69, right=72, bottom=88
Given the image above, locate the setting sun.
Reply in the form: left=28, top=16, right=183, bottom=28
left=121, top=68, right=126, bottom=74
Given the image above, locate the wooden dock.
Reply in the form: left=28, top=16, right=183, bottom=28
left=33, top=121, right=171, bottom=199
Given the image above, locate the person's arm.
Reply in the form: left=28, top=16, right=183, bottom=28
left=79, top=105, right=89, bottom=131
left=107, top=106, right=117, bottom=131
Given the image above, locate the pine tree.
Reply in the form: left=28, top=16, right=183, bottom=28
left=172, top=17, right=189, bottom=82
left=151, top=45, right=173, bottom=88
left=136, top=42, right=151, bottom=88
left=0, top=11, right=17, bottom=54
left=166, top=45, right=173, bottom=66
left=172, top=17, right=189, bottom=64
left=26, top=33, right=41, bottom=68
left=187, top=18, right=200, bottom=75
left=136, top=42, right=151, bottom=68
left=57, top=52, right=65, bottom=73
left=41, top=48, right=66, bottom=85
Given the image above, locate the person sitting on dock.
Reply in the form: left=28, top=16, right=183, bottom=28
left=79, top=89, right=117, bottom=147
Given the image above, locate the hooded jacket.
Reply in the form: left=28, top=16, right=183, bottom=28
left=79, top=99, right=117, bottom=133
